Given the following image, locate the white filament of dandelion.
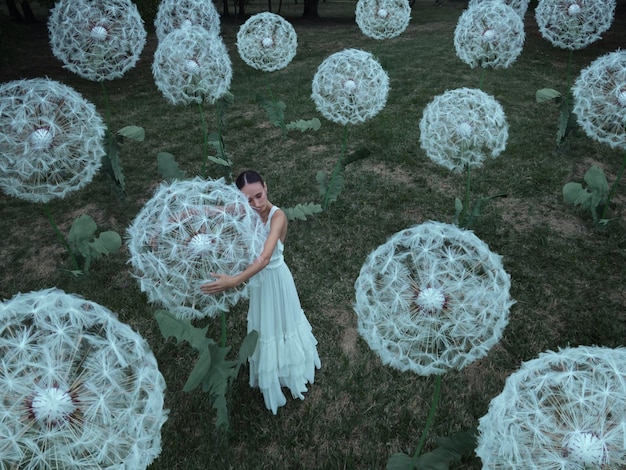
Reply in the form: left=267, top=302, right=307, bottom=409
left=90, top=25, right=108, bottom=41
left=30, top=128, right=53, bottom=150
left=415, top=287, right=446, bottom=314
left=567, top=3, right=581, bottom=15
left=31, top=387, right=76, bottom=426
left=563, top=431, right=608, bottom=467
left=617, top=88, right=626, bottom=107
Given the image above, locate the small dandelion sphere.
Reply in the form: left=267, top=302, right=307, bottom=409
left=127, top=177, right=265, bottom=320
left=419, top=87, right=508, bottom=173
left=354, top=221, right=514, bottom=376
left=0, top=288, right=168, bottom=469
left=476, top=346, right=626, bottom=468
left=355, top=0, right=411, bottom=40
left=535, top=0, right=616, bottom=50
left=152, top=25, right=232, bottom=105
left=572, top=49, right=626, bottom=150
left=48, top=0, right=146, bottom=81
left=236, top=12, right=298, bottom=72
left=468, top=0, right=530, bottom=19
left=311, top=48, right=390, bottom=125
left=0, top=78, right=106, bottom=203
left=154, top=0, right=221, bottom=43
left=454, top=1, right=525, bottom=69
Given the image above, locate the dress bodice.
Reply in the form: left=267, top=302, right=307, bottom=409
left=265, top=206, right=284, bottom=269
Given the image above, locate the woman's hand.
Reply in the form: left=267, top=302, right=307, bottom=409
left=200, top=273, right=238, bottom=295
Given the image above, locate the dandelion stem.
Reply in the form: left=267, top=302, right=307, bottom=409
left=411, top=374, right=442, bottom=466
left=479, top=67, right=485, bottom=90
left=198, top=102, right=209, bottom=178
left=43, top=203, right=80, bottom=271
left=221, top=311, right=227, bottom=348
left=601, top=151, right=626, bottom=220
left=322, top=125, right=350, bottom=209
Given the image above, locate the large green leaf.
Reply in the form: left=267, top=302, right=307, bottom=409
left=283, top=203, right=323, bottom=221
left=117, top=125, right=145, bottom=142
left=103, top=135, right=126, bottom=191
left=154, top=309, right=212, bottom=351
left=386, top=453, right=413, bottom=470
left=535, top=88, right=561, bottom=103
left=183, top=348, right=213, bottom=392
left=285, top=118, right=321, bottom=132
left=260, top=98, right=287, bottom=129
left=91, top=231, right=122, bottom=255
left=68, top=214, right=97, bottom=246
left=157, top=152, right=186, bottom=182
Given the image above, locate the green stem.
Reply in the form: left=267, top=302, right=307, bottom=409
left=322, top=125, right=349, bottom=210
left=198, top=101, right=209, bottom=178
left=478, top=67, right=486, bottom=90
left=410, top=374, right=443, bottom=466
left=601, top=151, right=626, bottom=220
left=216, top=100, right=231, bottom=182
left=43, top=203, right=80, bottom=271
left=100, top=81, right=112, bottom=130
left=221, top=311, right=227, bottom=348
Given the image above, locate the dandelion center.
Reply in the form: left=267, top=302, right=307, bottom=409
left=482, top=29, right=497, bottom=43
left=261, top=37, right=274, bottom=47
left=377, top=8, right=388, bottom=18
left=184, top=59, right=200, bottom=74
left=188, top=233, right=216, bottom=255
left=30, top=127, right=53, bottom=150
left=563, top=431, right=608, bottom=467
left=567, top=3, right=581, bottom=16
left=343, top=79, right=357, bottom=94
left=456, top=122, right=474, bottom=139
left=415, top=287, right=447, bottom=315
left=30, top=386, right=77, bottom=427
left=90, top=25, right=108, bottom=41
left=181, top=18, right=193, bottom=28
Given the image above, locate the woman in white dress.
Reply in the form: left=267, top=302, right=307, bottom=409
left=200, top=170, right=321, bottom=414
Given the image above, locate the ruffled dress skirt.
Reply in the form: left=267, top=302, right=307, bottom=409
left=247, top=252, right=321, bottom=414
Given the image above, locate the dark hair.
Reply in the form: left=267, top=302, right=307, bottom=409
left=235, top=170, right=264, bottom=190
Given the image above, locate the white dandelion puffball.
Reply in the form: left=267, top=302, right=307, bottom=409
left=454, top=1, right=525, bottom=69
left=0, top=78, right=106, bottom=203
left=48, top=0, right=146, bottom=81
left=468, top=0, right=530, bottom=19
left=154, top=0, right=221, bottom=43
left=477, top=346, right=626, bottom=468
left=355, top=0, right=411, bottom=40
left=311, top=48, right=390, bottom=125
left=152, top=25, right=232, bottom=105
left=535, top=0, right=616, bottom=50
left=0, top=288, right=167, bottom=469
left=236, top=12, right=298, bottom=72
left=354, top=221, right=513, bottom=376
left=572, top=50, right=626, bottom=151
left=419, top=87, right=508, bottom=173
left=127, top=177, right=265, bottom=320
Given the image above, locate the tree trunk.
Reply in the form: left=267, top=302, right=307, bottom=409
left=222, top=0, right=230, bottom=17
left=237, top=0, right=246, bottom=18
left=302, top=0, right=319, bottom=18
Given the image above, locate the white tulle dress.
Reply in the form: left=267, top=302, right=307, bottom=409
left=247, top=206, right=321, bottom=414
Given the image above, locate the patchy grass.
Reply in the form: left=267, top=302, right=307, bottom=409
left=1, top=1, right=625, bottom=468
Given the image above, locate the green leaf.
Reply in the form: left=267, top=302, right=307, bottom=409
left=387, top=453, right=413, bottom=470
left=583, top=165, right=609, bottom=197
left=68, top=214, right=97, bottom=247
left=535, top=88, right=562, bottom=103
left=183, top=348, right=213, bottom=392
left=157, top=152, right=186, bottom=182
left=237, top=330, right=258, bottom=367
left=283, top=203, right=324, bottom=221
left=117, top=125, right=145, bottom=142
left=316, top=170, right=328, bottom=197
left=453, top=197, right=463, bottom=225
left=563, top=182, right=590, bottom=207
left=260, top=99, right=287, bottom=129
left=91, top=231, right=122, bottom=255
left=103, top=136, right=126, bottom=191
left=208, top=155, right=232, bottom=167
left=415, top=430, right=477, bottom=470
left=285, top=118, right=321, bottom=132
left=154, top=309, right=212, bottom=352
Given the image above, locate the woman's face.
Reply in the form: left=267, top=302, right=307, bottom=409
left=241, top=181, right=269, bottom=216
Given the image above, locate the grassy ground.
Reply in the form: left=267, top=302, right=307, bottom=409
left=1, top=1, right=626, bottom=468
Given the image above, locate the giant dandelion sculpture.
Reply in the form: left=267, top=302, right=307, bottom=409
left=565, top=49, right=626, bottom=222
left=355, top=220, right=514, bottom=467
left=153, top=25, right=233, bottom=179
left=154, top=0, right=221, bottom=43
left=419, top=87, right=508, bottom=227
left=127, top=177, right=265, bottom=322
left=477, top=345, right=626, bottom=468
left=355, top=0, right=411, bottom=41
left=0, top=288, right=168, bottom=469
left=311, top=48, right=389, bottom=208
left=237, top=12, right=297, bottom=72
left=454, top=1, right=525, bottom=77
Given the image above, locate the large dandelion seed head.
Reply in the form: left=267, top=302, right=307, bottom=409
left=355, top=0, right=411, bottom=40
left=354, top=221, right=513, bottom=376
left=127, top=177, right=265, bottom=320
left=0, top=288, right=168, bottom=469
left=0, top=78, right=106, bottom=203
left=572, top=49, right=626, bottom=150
left=48, top=0, right=146, bottom=82
left=236, top=12, right=298, bottom=72
left=468, top=0, right=530, bottom=19
left=454, top=2, right=525, bottom=69
left=535, top=0, right=616, bottom=50
left=152, top=26, right=232, bottom=105
left=419, top=87, right=508, bottom=173
left=477, top=345, right=626, bottom=468
left=154, top=0, right=221, bottom=43
left=311, top=48, right=389, bottom=125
